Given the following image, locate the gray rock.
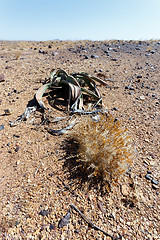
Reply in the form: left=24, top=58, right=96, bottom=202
left=84, top=55, right=89, bottom=59
left=151, top=179, right=158, bottom=185
left=137, top=75, right=142, bottom=79
left=58, top=211, right=71, bottom=228
left=0, top=125, right=4, bottom=130
left=39, top=209, right=49, bottom=216
left=145, top=174, right=152, bottom=180
left=91, top=54, right=99, bottom=59
left=111, top=58, right=118, bottom=61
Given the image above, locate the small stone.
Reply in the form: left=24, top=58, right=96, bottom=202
left=91, top=54, right=99, bottom=59
left=16, top=160, right=20, bottom=165
left=121, top=185, right=129, bottom=196
left=49, top=222, right=55, bottom=230
left=39, top=49, right=47, bottom=54
left=0, top=125, right=4, bottom=130
left=0, top=74, right=5, bottom=82
left=111, top=58, right=118, bottom=61
left=97, top=201, right=106, bottom=214
left=13, top=134, right=20, bottom=139
left=39, top=209, right=49, bottom=216
left=125, top=86, right=135, bottom=91
left=145, top=174, right=152, bottom=181
left=143, top=159, right=149, bottom=165
left=52, top=51, right=58, bottom=56
left=152, top=184, right=159, bottom=190
left=104, top=50, right=110, bottom=55
left=108, top=211, right=115, bottom=219
left=151, top=179, right=158, bottom=185
left=15, top=146, right=20, bottom=152
left=150, top=50, right=155, bottom=54
left=139, top=95, right=145, bottom=100
left=4, top=109, right=12, bottom=115
left=58, top=211, right=71, bottom=228
left=84, top=55, right=89, bottom=59
left=137, top=75, right=142, bottom=79
left=75, top=229, right=79, bottom=234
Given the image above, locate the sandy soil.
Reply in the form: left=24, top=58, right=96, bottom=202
left=0, top=40, right=160, bottom=240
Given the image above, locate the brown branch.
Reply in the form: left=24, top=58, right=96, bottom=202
left=57, top=177, right=83, bottom=199
left=56, top=180, right=76, bottom=193
left=70, top=203, right=125, bottom=240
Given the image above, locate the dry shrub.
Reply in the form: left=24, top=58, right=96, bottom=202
left=71, top=113, right=133, bottom=186
left=14, top=51, right=21, bottom=60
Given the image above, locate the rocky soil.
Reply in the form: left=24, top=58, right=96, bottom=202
left=0, top=40, right=160, bottom=239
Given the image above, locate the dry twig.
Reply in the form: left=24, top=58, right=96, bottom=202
left=34, top=155, right=48, bottom=176
left=57, top=177, right=82, bottom=199
left=56, top=180, right=76, bottom=193
left=70, top=203, right=125, bottom=240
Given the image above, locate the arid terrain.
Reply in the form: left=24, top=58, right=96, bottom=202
left=0, top=40, right=160, bottom=240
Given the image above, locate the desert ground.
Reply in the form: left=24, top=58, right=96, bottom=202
left=0, top=40, right=159, bottom=239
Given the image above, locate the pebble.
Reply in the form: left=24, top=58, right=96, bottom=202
left=91, top=54, right=99, bottom=59
left=137, top=75, right=142, bottom=79
left=150, top=50, right=155, bottom=54
left=121, top=184, right=129, bottom=196
left=0, top=74, right=5, bottom=82
left=103, top=50, right=110, bottom=55
left=125, top=86, right=135, bottom=91
left=4, top=109, right=12, bottom=115
left=145, top=174, right=152, bottom=181
left=75, top=229, right=79, bottom=234
left=52, top=51, right=58, bottom=56
left=111, top=58, right=118, bottom=61
left=58, top=211, right=71, bottom=228
left=39, top=49, right=48, bottom=54
left=84, top=55, right=89, bottom=59
left=49, top=223, right=55, bottom=230
left=151, top=179, right=158, bottom=185
left=139, top=95, right=145, bottom=100
left=15, top=146, right=20, bottom=152
left=39, top=209, right=49, bottom=216
left=97, top=201, right=106, bottom=214
left=152, top=185, right=159, bottom=190
left=0, top=125, right=4, bottom=130
left=113, top=107, right=118, bottom=111
left=145, top=53, right=151, bottom=56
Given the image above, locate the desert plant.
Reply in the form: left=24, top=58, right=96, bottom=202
left=71, top=113, right=132, bottom=186
left=10, top=69, right=108, bottom=126
left=14, top=51, right=21, bottom=60
left=35, top=69, right=108, bottom=111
